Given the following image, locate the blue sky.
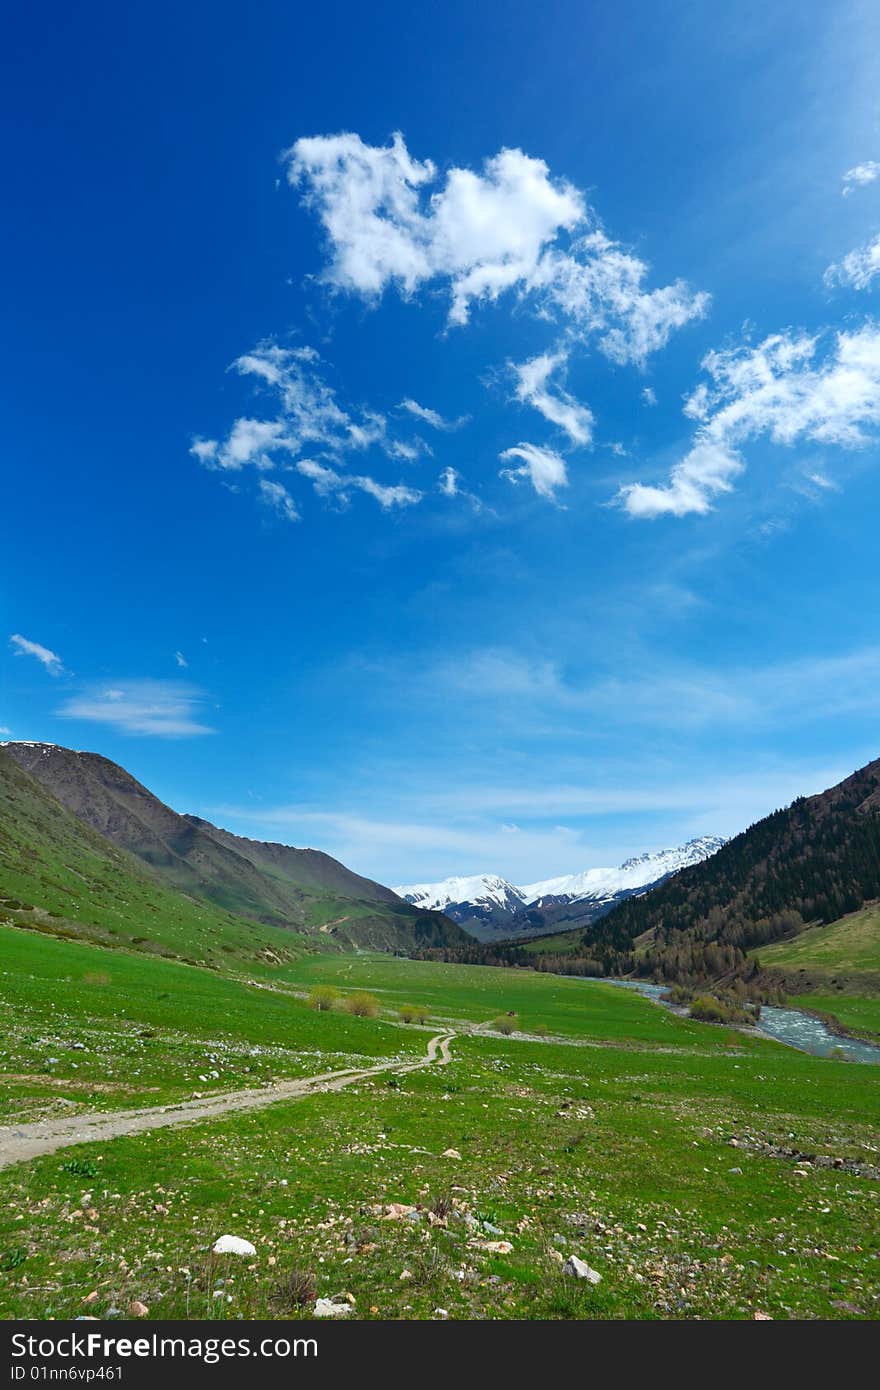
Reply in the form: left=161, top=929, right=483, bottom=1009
left=3, top=0, right=880, bottom=885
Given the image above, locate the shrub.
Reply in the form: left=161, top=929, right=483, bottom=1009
left=688, top=993, right=752, bottom=1026
left=430, top=1191, right=454, bottom=1220
left=532, top=1023, right=549, bottom=1037
left=492, top=1016, right=516, bottom=1035
left=273, top=1267, right=316, bottom=1312
left=308, top=985, right=339, bottom=1012
left=344, top=991, right=380, bottom=1018
left=400, top=1002, right=430, bottom=1024
left=61, top=1158, right=100, bottom=1178
left=411, top=1245, right=448, bottom=1287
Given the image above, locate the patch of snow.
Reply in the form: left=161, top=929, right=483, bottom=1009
left=520, top=836, right=727, bottom=905
left=394, top=873, right=526, bottom=913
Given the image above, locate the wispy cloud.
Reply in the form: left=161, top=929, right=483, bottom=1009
left=210, top=754, right=854, bottom=884
left=842, top=160, right=880, bottom=195
left=259, top=478, right=300, bottom=522
left=499, top=442, right=568, bottom=501
left=193, top=343, right=429, bottom=522
left=9, top=633, right=64, bottom=676
left=617, top=324, right=880, bottom=517
left=825, top=234, right=880, bottom=290
left=174, top=651, right=188, bottom=668
left=511, top=349, right=593, bottom=446
left=411, top=641, right=880, bottom=736
left=296, top=458, right=421, bottom=509
left=58, top=681, right=215, bottom=737
left=399, top=398, right=467, bottom=430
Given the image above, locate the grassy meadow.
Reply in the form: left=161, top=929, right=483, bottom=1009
left=1, top=932, right=879, bottom=1320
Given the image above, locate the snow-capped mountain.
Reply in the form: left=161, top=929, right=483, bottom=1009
left=394, top=874, right=528, bottom=931
left=521, top=836, right=727, bottom=906
left=395, top=836, right=727, bottom=942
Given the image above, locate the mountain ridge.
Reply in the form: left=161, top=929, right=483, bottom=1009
left=0, top=742, right=467, bottom=953
left=395, top=835, right=727, bottom=941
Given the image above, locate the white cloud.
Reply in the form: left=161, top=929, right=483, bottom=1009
left=804, top=469, right=839, bottom=491
left=194, top=343, right=433, bottom=520
left=618, top=440, right=744, bottom=519
left=438, top=466, right=459, bottom=496
left=174, top=651, right=188, bottom=668
left=259, top=478, right=300, bottom=522
left=58, top=681, right=214, bottom=737
left=642, top=387, right=657, bottom=406
left=9, top=633, right=64, bottom=675
left=287, top=134, right=584, bottom=325
left=296, top=458, right=421, bottom=509
left=618, top=323, right=880, bottom=518
left=400, top=398, right=466, bottom=430
left=499, top=442, right=568, bottom=501
left=532, top=232, right=709, bottom=365
left=512, top=349, right=594, bottom=446
left=825, top=234, right=880, bottom=290
left=842, top=160, right=880, bottom=195
left=194, top=345, right=428, bottom=476
left=0, top=726, right=11, bottom=735
left=190, top=417, right=291, bottom=472
left=285, top=132, right=707, bottom=356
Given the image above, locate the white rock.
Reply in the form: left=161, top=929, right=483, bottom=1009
left=563, top=1255, right=601, bottom=1283
left=314, top=1298, right=352, bottom=1318
left=212, top=1235, right=256, bottom=1257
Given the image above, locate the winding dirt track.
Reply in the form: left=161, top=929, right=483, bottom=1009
left=0, top=1032, right=454, bottom=1172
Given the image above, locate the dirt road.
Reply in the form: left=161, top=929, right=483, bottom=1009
left=0, top=1032, right=454, bottom=1172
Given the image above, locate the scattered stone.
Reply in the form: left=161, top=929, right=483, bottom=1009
left=563, top=1256, right=602, bottom=1284
left=752, top=1310, right=772, bottom=1320
left=434, top=1307, right=449, bottom=1319
left=128, top=1301, right=149, bottom=1318
left=383, top=1203, right=417, bottom=1221
left=314, top=1298, right=352, bottom=1318
left=442, top=1149, right=462, bottom=1160
left=212, top=1235, right=257, bottom=1256
left=480, top=1240, right=513, bottom=1255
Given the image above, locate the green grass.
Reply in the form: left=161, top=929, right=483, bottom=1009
left=275, top=953, right=766, bottom=1050
left=790, top=993, right=880, bottom=1042
left=2, top=941, right=879, bottom=1320
left=0, top=927, right=424, bottom=1122
left=757, top=903, right=880, bottom=977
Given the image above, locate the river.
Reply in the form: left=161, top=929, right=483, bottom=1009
left=595, top=978, right=880, bottom=1065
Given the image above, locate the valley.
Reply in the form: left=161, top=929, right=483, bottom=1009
left=1, top=742, right=880, bottom=1321
left=1, top=933, right=878, bottom=1321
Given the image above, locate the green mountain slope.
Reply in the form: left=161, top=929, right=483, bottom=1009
left=0, top=743, right=467, bottom=952
left=0, top=747, right=313, bottom=966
